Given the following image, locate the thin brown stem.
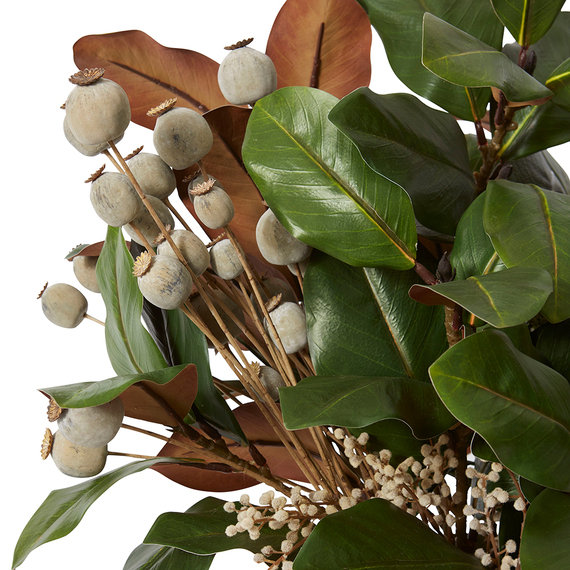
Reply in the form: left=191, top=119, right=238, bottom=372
left=164, top=197, right=192, bottom=231
left=84, top=313, right=105, bottom=326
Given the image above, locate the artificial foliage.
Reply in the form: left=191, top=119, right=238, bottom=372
left=13, top=0, right=570, bottom=569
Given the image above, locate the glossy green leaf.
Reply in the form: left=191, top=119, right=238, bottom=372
left=409, top=266, right=553, bottom=328
left=356, top=0, right=503, bottom=120
left=547, top=57, right=570, bottom=111
left=430, top=328, right=570, bottom=491
left=166, top=308, right=246, bottom=445
left=533, top=319, right=570, bottom=380
left=144, top=497, right=288, bottom=555
left=12, top=458, right=190, bottom=569
left=520, top=488, right=570, bottom=569
left=280, top=375, right=455, bottom=438
left=242, top=87, right=417, bottom=270
left=422, top=13, right=552, bottom=105
left=449, top=193, right=500, bottom=281
left=123, top=544, right=214, bottom=570
left=40, top=364, right=189, bottom=408
left=510, top=150, right=570, bottom=194
left=490, top=0, right=565, bottom=46
left=294, top=498, right=482, bottom=569
left=520, top=477, right=546, bottom=502
left=329, top=88, right=475, bottom=236
left=484, top=180, right=570, bottom=323
left=97, top=226, right=167, bottom=375
left=304, top=251, right=448, bottom=382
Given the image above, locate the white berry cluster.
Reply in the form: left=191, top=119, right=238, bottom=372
left=224, top=489, right=328, bottom=569
left=463, top=463, right=524, bottom=569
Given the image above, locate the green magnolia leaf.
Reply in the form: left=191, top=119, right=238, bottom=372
left=294, top=498, right=482, bottom=569
left=304, top=251, right=448, bottom=382
left=547, top=57, right=570, bottom=111
left=166, top=308, right=246, bottom=445
left=356, top=0, right=503, bottom=120
left=430, top=328, right=570, bottom=491
left=484, top=180, right=570, bottom=323
left=12, top=458, right=191, bottom=569
left=97, top=226, right=167, bottom=375
left=280, top=375, right=455, bottom=438
left=328, top=88, right=475, bottom=236
left=242, top=87, right=417, bottom=270
left=520, top=477, right=546, bottom=502
left=533, top=319, right=570, bottom=380
left=123, top=544, right=214, bottom=570
left=490, top=0, right=565, bottom=46
left=520, top=488, right=570, bottom=569
left=40, top=364, right=189, bottom=407
left=422, top=13, right=553, bottom=105
left=409, top=266, right=553, bottom=328
left=510, top=150, right=570, bottom=194
left=143, top=497, right=288, bottom=555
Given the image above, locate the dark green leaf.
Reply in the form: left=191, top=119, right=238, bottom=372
left=280, top=375, right=455, bottom=438
left=533, top=318, right=570, bottom=380
left=328, top=88, right=475, bottom=235
left=166, top=308, right=246, bottom=445
left=497, top=501, right=523, bottom=556
left=422, top=13, right=552, bottom=105
left=491, top=324, right=550, bottom=364
left=12, top=458, right=190, bottom=569
left=484, top=180, right=570, bottom=323
left=471, top=433, right=499, bottom=462
left=520, top=488, right=570, bottom=569
left=242, top=87, right=417, bottom=270
left=294, top=498, right=483, bottom=569
left=97, top=226, right=167, bottom=375
left=547, top=57, right=570, bottom=111
left=357, top=0, right=503, bottom=120
left=430, top=328, right=570, bottom=491
left=40, top=364, right=189, bottom=408
left=520, top=477, right=546, bottom=502
left=409, top=266, right=553, bottom=328
left=144, top=497, right=288, bottom=555
left=304, top=251, right=447, bottom=382
left=510, top=150, right=570, bottom=194
left=490, top=0, right=565, bottom=46
left=123, top=544, right=214, bottom=570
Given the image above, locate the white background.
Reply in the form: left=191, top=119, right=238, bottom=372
left=3, top=1, right=569, bottom=569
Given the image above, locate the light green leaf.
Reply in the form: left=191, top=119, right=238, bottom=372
left=356, top=0, right=503, bottom=120
left=242, top=87, right=417, bottom=270
left=328, top=88, right=475, bottom=236
left=12, top=458, right=193, bottom=569
left=490, top=0, right=565, bottom=46
left=409, top=266, right=553, bottom=328
left=430, top=329, right=570, bottom=491
left=520, top=488, right=570, bottom=569
left=484, top=180, right=570, bottom=323
left=422, top=13, right=552, bottom=105
left=294, top=498, right=483, bottom=569
left=280, top=375, right=455, bottom=438
left=547, top=57, right=570, bottom=111
left=97, top=225, right=167, bottom=375
left=123, top=544, right=214, bottom=570
left=304, top=251, right=447, bottom=382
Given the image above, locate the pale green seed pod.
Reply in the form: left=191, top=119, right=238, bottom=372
left=124, top=195, right=174, bottom=246
left=90, top=171, right=143, bottom=227
left=128, top=152, right=176, bottom=200
left=50, top=430, right=108, bottom=478
left=209, top=238, right=243, bottom=280
left=192, top=179, right=235, bottom=229
left=265, top=301, right=308, bottom=354
left=40, top=283, right=88, bottom=329
left=157, top=229, right=210, bottom=277
left=73, top=255, right=100, bottom=293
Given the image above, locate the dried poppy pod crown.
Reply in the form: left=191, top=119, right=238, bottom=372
left=69, top=67, right=104, bottom=86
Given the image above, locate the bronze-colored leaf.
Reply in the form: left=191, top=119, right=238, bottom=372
left=73, top=30, right=227, bottom=129
left=266, top=0, right=372, bottom=97
left=120, top=365, right=199, bottom=426
left=154, top=403, right=321, bottom=491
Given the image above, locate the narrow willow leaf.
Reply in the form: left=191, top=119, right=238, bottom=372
left=123, top=544, right=214, bottom=570
left=329, top=88, right=475, bottom=235
left=144, top=497, right=289, bottom=555
left=242, top=87, right=417, bottom=270
left=490, top=0, right=565, bottom=46
left=484, top=180, right=570, bottom=322
left=294, top=498, right=482, bottom=569
left=423, top=13, right=553, bottom=105
left=409, top=266, right=553, bottom=328
left=304, top=251, right=447, bottom=382
left=546, top=57, right=570, bottom=111
left=356, top=0, right=503, bottom=120
left=520, top=488, right=570, bottom=569
left=280, top=375, right=455, bottom=438
left=12, top=458, right=190, bottom=569
left=430, top=329, right=570, bottom=491
left=97, top=226, right=167, bottom=375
